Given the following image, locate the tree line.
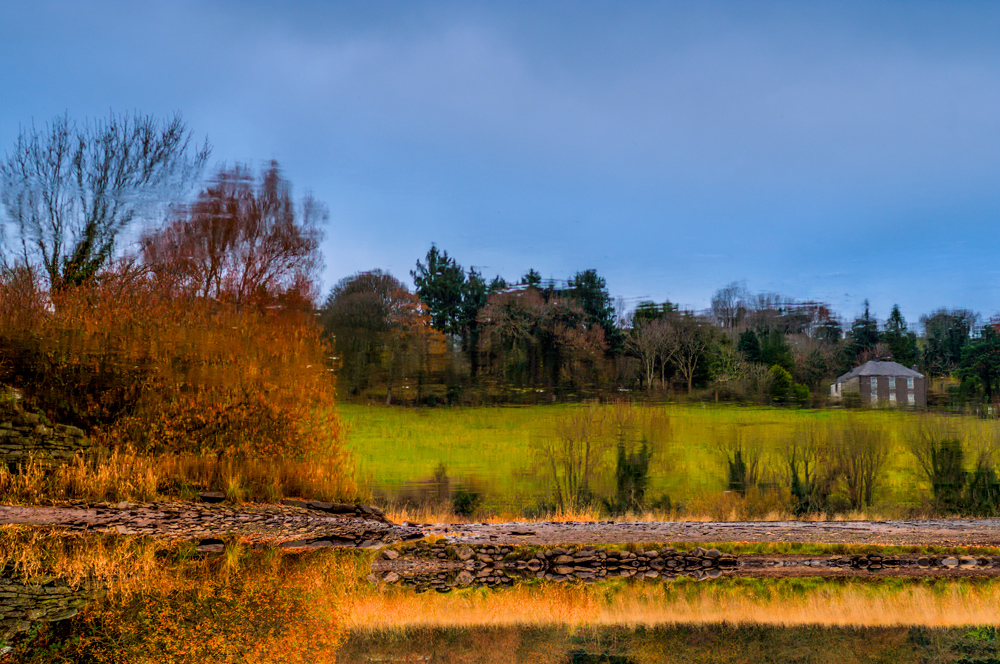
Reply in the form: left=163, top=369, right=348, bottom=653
left=323, top=255, right=1000, bottom=406
left=3, top=111, right=999, bottom=410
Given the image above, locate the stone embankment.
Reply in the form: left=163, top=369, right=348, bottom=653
left=371, top=541, right=1000, bottom=591
left=421, top=518, right=1000, bottom=547
left=372, top=541, right=739, bottom=591
left=0, top=412, right=90, bottom=465
left=0, top=567, right=104, bottom=647
left=0, top=501, right=423, bottom=549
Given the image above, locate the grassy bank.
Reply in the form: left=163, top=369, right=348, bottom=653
left=342, top=403, right=1000, bottom=520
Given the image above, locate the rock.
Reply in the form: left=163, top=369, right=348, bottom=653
left=197, top=491, right=226, bottom=504
left=553, top=555, right=575, bottom=564
left=457, top=571, right=474, bottom=586
left=382, top=550, right=399, bottom=560
left=383, top=572, right=399, bottom=583
left=46, top=608, right=78, bottom=621
left=456, top=546, right=475, bottom=561
left=197, top=538, right=226, bottom=553
left=705, top=549, right=722, bottom=559
left=941, top=557, right=959, bottom=568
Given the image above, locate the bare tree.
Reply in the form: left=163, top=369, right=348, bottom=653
left=662, top=312, right=715, bottom=394
left=835, top=418, right=889, bottom=509
left=540, top=405, right=607, bottom=511
left=715, top=423, right=763, bottom=495
left=624, top=318, right=668, bottom=390
left=784, top=423, right=838, bottom=514
left=142, top=162, right=323, bottom=306
left=711, top=281, right=749, bottom=329
left=1, top=112, right=210, bottom=288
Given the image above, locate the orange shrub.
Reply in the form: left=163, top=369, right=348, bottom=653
left=0, top=261, right=343, bottom=464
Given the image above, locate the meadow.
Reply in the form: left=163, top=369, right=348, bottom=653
left=341, top=403, right=1000, bottom=520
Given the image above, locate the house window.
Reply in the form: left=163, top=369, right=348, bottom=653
left=908, top=392, right=915, bottom=404
left=907, top=377, right=914, bottom=389
left=870, top=391, right=878, bottom=403
left=888, top=377, right=896, bottom=388
left=889, top=391, right=896, bottom=402
left=870, top=377, right=877, bottom=391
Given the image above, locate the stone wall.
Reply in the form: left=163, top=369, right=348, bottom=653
left=0, top=568, right=104, bottom=645
left=0, top=403, right=91, bottom=465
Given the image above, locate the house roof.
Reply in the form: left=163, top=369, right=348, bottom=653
left=834, top=360, right=924, bottom=384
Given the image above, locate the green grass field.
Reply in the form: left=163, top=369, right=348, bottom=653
left=340, top=403, right=998, bottom=517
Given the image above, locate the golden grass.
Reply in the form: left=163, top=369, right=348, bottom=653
left=383, top=500, right=921, bottom=525
left=0, top=525, right=194, bottom=597
left=0, top=449, right=357, bottom=505
left=338, top=579, right=1000, bottom=631
left=0, top=528, right=356, bottom=663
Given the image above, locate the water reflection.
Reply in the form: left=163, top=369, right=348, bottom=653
left=336, top=625, right=1000, bottom=664
left=6, top=528, right=1000, bottom=662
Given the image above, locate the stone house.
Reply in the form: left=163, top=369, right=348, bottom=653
left=830, top=359, right=926, bottom=407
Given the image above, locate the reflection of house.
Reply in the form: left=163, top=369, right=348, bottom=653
left=830, top=360, right=926, bottom=407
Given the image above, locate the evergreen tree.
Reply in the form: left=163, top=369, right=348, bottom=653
left=882, top=304, right=919, bottom=366
left=759, top=328, right=794, bottom=372
left=958, top=326, right=1000, bottom=401
left=411, top=245, right=465, bottom=335
left=632, top=300, right=676, bottom=325
left=521, top=269, right=541, bottom=288
left=737, top=329, right=762, bottom=363
left=566, top=269, right=622, bottom=352
left=922, top=309, right=978, bottom=376
left=845, top=300, right=880, bottom=365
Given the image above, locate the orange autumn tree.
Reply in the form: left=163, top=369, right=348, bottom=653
left=125, top=162, right=337, bottom=461
left=0, top=162, right=347, bottom=482
left=321, top=270, right=448, bottom=403
left=141, top=161, right=324, bottom=308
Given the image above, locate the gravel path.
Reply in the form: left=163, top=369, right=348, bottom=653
left=419, top=518, right=1000, bottom=547
left=4, top=502, right=1000, bottom=549
left=0, top=502, right=424, bottom=549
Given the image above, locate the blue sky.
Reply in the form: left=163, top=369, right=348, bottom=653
left=3, top=1, right=1000, bottom=327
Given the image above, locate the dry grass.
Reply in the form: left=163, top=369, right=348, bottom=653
left=0, top=525, right=195, bottom=597
left=0, top=528, right=355, bottom=663
left=0, top=450, right=358, bottom=505
left=382, top=500, right=922, bottom=525
left=339, top=578, right=1000, bottom=631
